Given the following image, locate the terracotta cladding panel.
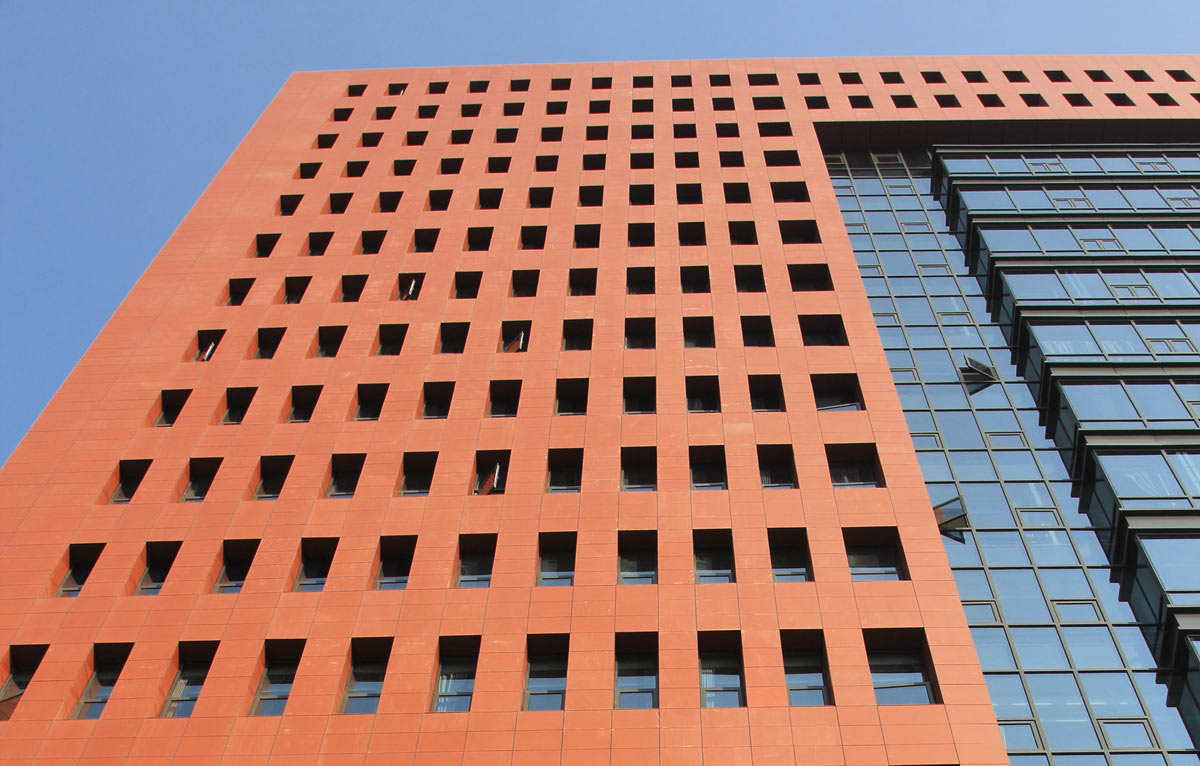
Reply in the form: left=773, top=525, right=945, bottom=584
left=3, top=54, right=1199, bottom=763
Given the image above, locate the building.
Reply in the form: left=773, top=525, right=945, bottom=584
left=1, top=55, right=1199, bottom=765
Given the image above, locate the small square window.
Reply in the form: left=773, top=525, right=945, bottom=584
left=1044, top=69, right=1070, bottom=82
left=672, top=97, right=695, bottom=112
left=561, top=319, right=593, bottom=351
left=618, top=534, right=658, bottom=585
left=623, top=377, right=656, bottom=414
left=377, top=324, right=407, bottom=355
left=710, top=73, right=731, bottom=86
left=488, top=382, right=521, bottom=418
left=393, top=159, right=415, bottom=176
left=1167, top=69, right=1195, bottom=82
left=327, top=192, right=353, bottom=214
left=555, top=378, right=589, bottom=416
left=626, top=266, right=655, bottom=295
left=327, top=453, right=365, bottom=498
left=630, top=152, right=654, bottom=169
left=683, top=316, right=716, bottom=348
left=438, top=322, right=469, bottom=354
left=689, top=446, right=727, bottom=490
left=545, top=101, right=567, bottom=115
left=625, top=318, right=656, bottom=350
left=546, top=451, right=583, bottom=494
left=678, top=221, right=706, bottom=246
left=473, top=451, right=510, bottom=494
left=728, top=221, right=757, bottom=245
left=454, top=271, right=482, bottom=299
left=574, top=224, right=601, bottom=248
left=582, top=153, right=606, bottom=170
left=757, top=445, right=797, bottom=489
left=677, top=183, right=702, bottom=204
left=715, top=122, right=739, bottom=137
left=569, top=267, right=597, bottom=296
left=632, top=98, right=654, bottom=113
left=752, top=96, right=784, bottom=110
left=503, top=102, right=524, bottom=116
left=712, top=97, right=735, bottom=111
left=686, top=376, right=720, bottom=413
left=765, top=148, right=802, bottom=166
left=749, top=374, right=786, bottom=412
left=511, top=269, right=539, bottom=297
left=769, top=531, right=811, bottom=583
left=628, top=222, right=655, bottom=247
left=673, top=123, right=697, bottom=138
left=680, top=265, right=710, bottom=293
left=827, top=444, right=883, bottom=488
left=499, top=320, right=530, bottom=353
left=399, top=452, right=437, bottom=496
left=734, top=264, right=765, bottom=293
left=962, top=70, right=987, bottom=83
left=758, top=121, right=792, bottom=137
left=631, top=124, right=653, bottom=139
left=421, top=382, right=454, bottom=419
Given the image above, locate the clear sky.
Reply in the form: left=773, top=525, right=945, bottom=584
left=2, top=0, right=1198, bottom=463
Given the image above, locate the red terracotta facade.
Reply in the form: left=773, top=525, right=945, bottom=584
left=1, top=56, right=1198, bottom=765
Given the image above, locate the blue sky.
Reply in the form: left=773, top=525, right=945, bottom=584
left=2, top=0, right=1198, bottom=463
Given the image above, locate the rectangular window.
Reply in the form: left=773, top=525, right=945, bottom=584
left=457, top=534, right=496, bottom=588
left=400, top=452, right=437, bottom=496
left=511, top=269, right=539, bottom=297
left=438, top=322, right=469, bottom=354
left=75, top=643, right=132, bottom=719
left=315, top=325, right=347, bottom=357
left=215, top=539, right=259, bottom=594
left=569, top=267, right=597, bottom=295
left=227, top=277, right=254, bottom=305
left=827, top=444, right=883, bottom=487
left=844, top=528, right=906, bottom=581
left=255, top=455, right=293, bottom=500
left=487, top=382, right=521, bottom=418
left=421, top=381, right=454, bottom=419
left=0, top=645, right=47, bottom=721
left=58, top=543, right=104, bottom=597
left=397, top=272, right=424, bottom=300
left=625, top=317, right=656, bottom=349
left=433, top=637, right=479, bottom=712
left=757, top=444, right=798, bottom=489
left=295, top=537, right=337, bottom=592
left=694, top=529, right=735, bottom=583
left=781, top=631, right=830, bottom=705
left=680, top=265, right=711, bottom=293
left=525, top=635, right=569, bottom=710
left=621, top=447, right=657, bottom=491
left=547, top=450, right=583, bottom=493
left=110, top=459, right=151, bottom=504
left=615, top=634, right=658, bottom=709
left=865, top=631, right=937, bottom=705
left=155, top=389, right=191, bottom=427
left=618, top=530, right=657, bottom=585
left=499, top=320, right=530, bottom=352
left=562, top=319, right=594, bottom=351
left=538, top=533, right=576, bottom=586
left=749, top=375, right=786, bottom=412
left=355, top=383, right=388, bottom=420
left=686, top=376, right=721, bottom=413
left=626, top=266, right=655, bottom=295
left=768, top=528, right=811, bottom=582
left=741, top=316, right=776, bottom=347
left=327, top=453, right=365, bottom=498
left=288, top=385, right=321, bottom=423
left=182, top=457, right=221, bottom=501
left=812, top=374, right=863, bottom=411
left=252, top=639, right=304, bottom=716
left=683, top=316, right=716, bottom=348
left=698, top=633, right=745, bottom=708
left=377, top=535, right=416, bottom=590
left=377, top=324, right=407, bottom=355
left=223, top=387, right=256, bottom=424
left=734, top=264, right=766, bottom=292
left=623, top=376, right=656, bottom=414
left=555, top=379, right=589, bottom=415
left=799, top=315, right=848, bottom=346
left=137, top=541, right=181, bottom=595
left=342, top=637, right=392, bottom=714
left=162, top=641, right=218, bottom=718
left=689, top=446, right=727, bottom=490
left=194, top=329, right=225, bottom=361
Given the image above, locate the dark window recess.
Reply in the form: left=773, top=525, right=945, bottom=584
left=769, top=530, right=811, bottom=582
left=406, top=130, right=427, bottom=146
left=510, top=78, right=530, bottom=91
left=393, top=159, right=415, bottom=176
left=710, top=73, right=732, bottom=86
left=110, top=459, right=151, bottom=504
left=524, top=636, right=569, bottom=710
left=587, top=124, right=610, bottom=140
left=582, top=154, right=606, bottom=170
left=978, top=93, right=1004, bottom=107
left=547, top=450, right=583, bottom=493
left=413, top=228, right=439, bottom=252
left=934, top=94, right=961, bottom=107
left=626, top=266, right=655, bottom=295
left=719, top=150, right=744, bottom=168
left=454, top=271, right=482, bottom=299
left=545, top=102, right=567, bottom=116
left=182, top=457, right=221, bottom=502
left=804, top=95, right=829, bottom=109
left=296, top=538, right=337, bottom=591
left=675, top=151, right=700, bottom=169
left=227, top=278, right=254, bottom=305
left=683, top=316, right=716, bottom=348
left=428, top=81, right=448, bottom=93
left=550, top=77, right=571, bottom=90
left=753, top=96, right=786, bottom=110
left=749, top=375, right=786, bottom=412
left=417, top=104, right=438, bottom=118
left=589, top=100, right=610, bottom=114
left=1167, top=69, right=1195, bottom=82
left=747, top=72, right=778, bottom=86
left=1003, top=70, right=1030, bottom=83
left=757, top=445, right=798, bottom=489
left=502, top=103, right=524, bottom=116
left=827, top=444, right=884, bottom=488
left=495, top=127, right=517, bottom=143
left=623, top=377, right=656, bottom=414
left=555, top=379, right=589, bottom=416
left=728, top=221, right=758, bottom=245
left=461, top=104, right=482, bottom=118
left=632, top=98, right=653, bottom=113
left=788, top=263, right=831, bottom=290
left=880, top=71, right=904, bottom=84
left=628, top=223, right=655, bottom=247
left=474, top=450, right=511, bottom=494
left=1126, top=68, right=1153, bottom=82
left=136, top=541, right=181, bottom=595
left=670, top=74, right=692, bottom=87
left=346, top=160, right=368, bottom=178
left=75, top=643, right=132, bottom=719
left=633, top=75, right=653, bottom=88
left=562, top=319, right=593, bottom=351
left=575, top=224, right=601, bottom=248
left=569, top=268, right=597, bottom=296
left=400, top=452, right=437, bottom=496
left=439, top=323, right=470, bottom=354
left=195, top=329, right=225, bottom=361
left=845, top=528, right=906, bottom=580
left=630, top=153, right=654, bottom=169
left=511, top=269, right=539, bottom=297
left=0, top=644, right=47, bottom=720
left=279, top=194, right=302, bottom=215
left=783, top=632, right=831, bottom=706
left=155, top=389, right=191, bottom=427
left=798, top=72, right=821, bottom=85
left=282, top=276, right=310, bottom=304
left=377, top=536, right=416, bottom=589
left=332, top=107, right=353, bottom=121
left=361, top=132, right=382, bottom=147
left=466, top=227, right=492, bottom=251
left=450, top=129, right=472, bottom=144
left=488, top=381, right=521, bottom=418
left=316, top=133, right=337, bottom=149
left=680, top=265, right=711, bottom=293
left=355, top=383, right=388, bottom=420
left=308, top=231, right=333, bottom=256
left=865, top=631, right=936, bottom=705
left=528, top=186, right=554, bottom=207
left=734, top=265, right=766, bottom=293
left=288, top=385, right=321, bottom=423
left=694, top=529, right=735, bottom=583
left=215, top=539, right=259, bottom=593
left=621, top=447, right=657, bottom=492
left=799, top=315, right=848, bottom=345
left=499, top=320, right=530, bottom=353
left=255, top=327, right=285, bottom=359
left=673, top=123, right=697, bottom=138
left=342, top=638, right=391, bottom=715
left=1020, top=93, right=1049, bottom=107
left=689, top=446, right=727, bottom=490
left=592, top=76, right=612, bottom=89
left=715, top=122, right=739, bottom=137
left=629, top=184, right=654, bottom=205
left=625, top=318, right=656, bottom=349
left=252, top=639, right=304, bottom=716
left=315, top=326, right=346, bottom=357
left=891, top=95, right=917, bottom=108
left=427, top=189, right=451, bottom=210
left=440, top=158, right=463, bottom=174
left=541, top=126, right=563, bottom=142
left=672, top=97, right=694, bottom=112
left=764, top=149, right=800, bottom=166
left=478, top=188, right=503, bottom=209
left=849, top=95, right=873, bottom=109
left=697, top=636, right=745, bottom=708
left=758, top=121, right=792, bottom=137
left=421, top=382, right=454, bottom=419
left=327, top=192, right=353, bottom=214
left=1044, top=69, right=1070, bottom=82
left=298, top=162, right=321, bottom=179
left=962, top=69, right=987, bottom=83
left=770, top=181, right=809, bottom=203
left=780, top=220, right=821, bottom=244
left=58, top=543, right=104, bottom=597
left=1107, top=92, right=1136, bottom=106
left=812, top=373, right=863, bottom=411
left=1150, top=93, right=1179, bottom=106
left=388, top=82, right=407, bottom=94
left=740, top=316, right=776, bottom=347
left=255, top=455, right=293, bottom=500
left=678, top=222, right=706, bottom=246
left=377, top=324, right=407, bottom=355
left=712, top=97, right=735, bottom=111
left=223, top=387, right=255, bottom=424
left=579, top=185, right=603, bottom=207
left=618, top=533, right=658, bottom=587
left=686, top=376, right=721, bottom=413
